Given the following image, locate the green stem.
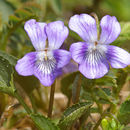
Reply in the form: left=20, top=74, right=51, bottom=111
left=48, top=81, right=56, bottom=118
left=14, top=89, right=32, bottom=114
left=74, top=73, right=82, bottom=104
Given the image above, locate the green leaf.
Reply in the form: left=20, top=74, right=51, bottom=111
left=94, top=88, right=111, bottom=99
left=0, top=49, right=38, bottom=95
left=0, top=51, right=38, bottom=94
left=30, top=114, right=60, bottom=130
left=117, top=100, right=130, bottom=125
left=0, top=50, right=17, bottom=66
left=0, top=56, right=13, bottom=86
left=58, top=102, right=93, bottom=130
left=101, top=118, right=124, bottom=130
left=113, top=22, right=130, bottom=45
left=0, top=56, right=14, bottom=95
left=94, top=88, right=112, bottom=102
left=101, top=119, right=109, bottom=130
left=110, top=119, right=116, bottom=129
left=93, top=87, right=116, bottom=105
left=49, top=0, right=62, bottom=15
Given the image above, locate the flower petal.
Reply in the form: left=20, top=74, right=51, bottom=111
left=79, top=48, right=109, bottom=79
left=15, top=52, right=36, bottom=76
left=45, top=21, right=69, bottom=50
left=53, top=49, right=71, bottom=68
left=70, top=42, right=88, bottom=64
left=33, top=51, right=62, bottom=86
left=69, top=14, right=97, bottom=42
left=99, top=15, right=121, bottom=44
left=62, top=61, right=78, bottom=74
left=24, top=19, right=47, bottom=50
left=34, top=68, right=61, bottom=86
left=106, top=45, right=130, bottom=68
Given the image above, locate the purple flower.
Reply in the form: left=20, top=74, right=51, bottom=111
left=69, top=14, right=130, bottom=79
left=15, top=19, right=71, bottom=86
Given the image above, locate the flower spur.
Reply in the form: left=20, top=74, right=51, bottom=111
left=15, top=19, right=71, bottom=86
left=69, top=14, right=130, bottom=79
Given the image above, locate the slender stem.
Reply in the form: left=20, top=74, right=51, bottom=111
left=74, top=73, right=82, bottom=104
left=90, top=13, right=99, bottom=24
left=48, top=81, right=56, bottom=118
left=14, top=89, right=32, bottom=114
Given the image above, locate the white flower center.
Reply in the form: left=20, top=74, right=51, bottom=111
left=35, top=50, right=56, bottom=74
left=86, top=42, right=107, bottom=63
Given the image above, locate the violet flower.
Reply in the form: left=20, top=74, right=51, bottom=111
left=69, top=14, right=130, bottom=79
left=15, top=19, right=71, bottom=86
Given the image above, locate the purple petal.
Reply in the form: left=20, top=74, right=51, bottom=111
left=33, top=51, right=62, bottom=86
left=45, top=21, right=69, bottom=49
left=69, top=14, right=97, bottom=42
left=106, top=45, right=130, bottom=68
left=99, top=15, right=121, bottom=44
left=15, top=52, right=36, bottom=76
left=24, top=19, right=47, bottom=50
left=34, top=68, right=61, bottom=86
left=53, top=49, right=71, bottom=68
left=79, top=49, right=109, bottom=79
left=70, top=42, right=88, bottom=64
left=62, top=61, right=78, bottom=74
